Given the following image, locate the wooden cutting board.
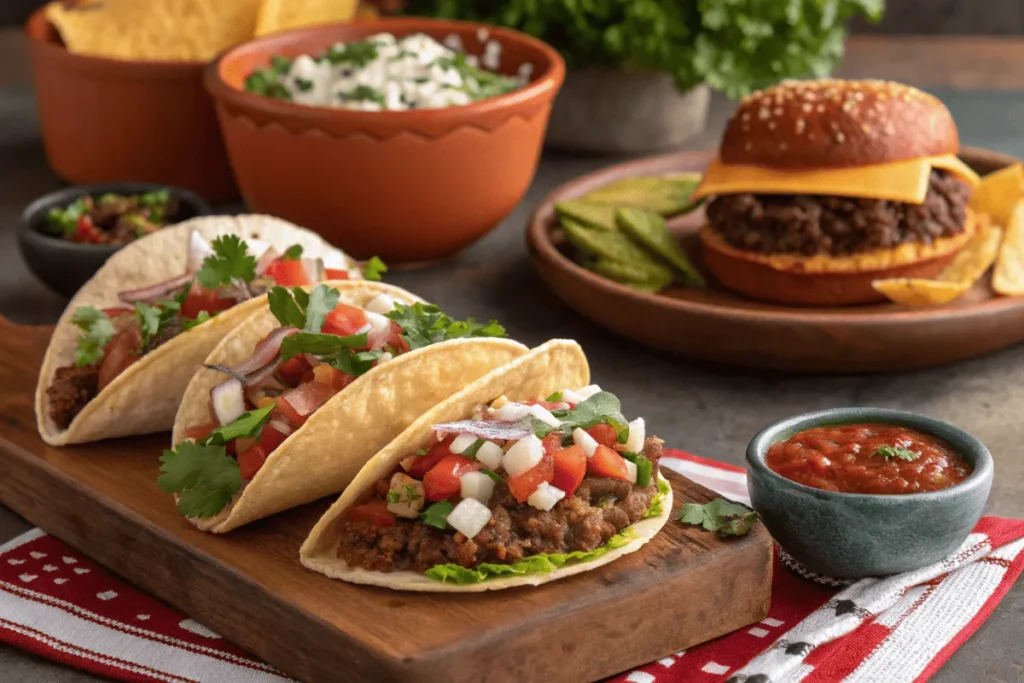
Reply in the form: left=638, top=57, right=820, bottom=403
left=0, top=318, right=772, bottom=683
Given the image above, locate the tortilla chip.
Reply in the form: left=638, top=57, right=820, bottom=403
left=871, top=279, right=971, bottom=307
left=936, top=213, right=1003, bottom=285
left=46, top=0, right=262, bottom=61
left=993, top=200, right=1024, bottom=296
left=35, top=215, right=353, bottom=446
left=174, top=294, right=529, bottom=532
left=255, top=0, right=360, bottom=36
left=970, top=164, right=1024, bottom=228
left=300, top=340, right=669, bottom=592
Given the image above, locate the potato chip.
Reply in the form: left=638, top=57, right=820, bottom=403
left=871, top=279, right=972, bottom=307
left=992, top=200, right=1024, bottom=296
left=937, top=213, right=1003, bottom=285
left=45, top=0, right=262, bottom=61
left=970, top=164, right=1024, bottom=228
left=255, top=0, right=360, bottom=37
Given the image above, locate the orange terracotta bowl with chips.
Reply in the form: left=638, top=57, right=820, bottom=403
left=205, top=18, right=565, bottom=263
left=25, top=9, right=238, bottom=202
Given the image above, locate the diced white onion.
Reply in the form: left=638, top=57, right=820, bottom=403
left=364, top=311, right=391, bottom=348
left=211, top=379, right=245, bottom=426
left=528, top=404, right=561, bottom=427
left=624, top=460, right=638, bottom=484
left=321, top=250, right=351, bottom=270
left=573, top=428, right=599, bottom=458
left=268, top=419, right=292, bottom=436
left=475, top=441, right=504, bottom=470
left=527, top=483, right=566, bottom=512
left=575, top=385, right=602, bottom=400
left=386, top=473, right=425, bottom=518
left=502, top=434, right=543, bottom=477
left=245, top=238, right=272, bottom=260
left=460, top=471, right=495, bottom=504
left=377, top=351, right=393, bottom=364
left=449, top=433, right=478, bottom=455
left=624, top=417, right=645, bottom=453
left=186, top=231, right=214, bottom=272
left=365, top=293, right=398, bottom=315
left=446, top=498, right=491, bottom=539
left=560, top=389, right=584, bottom=404
left=491, top=402, right=532, bottom=422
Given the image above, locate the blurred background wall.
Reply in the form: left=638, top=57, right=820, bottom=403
left=2, top=0, right=1023, bottom=31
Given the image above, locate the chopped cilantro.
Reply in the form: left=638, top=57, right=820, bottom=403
left=677, top=499, right=758, bottom=538
left=325, top=41, right=379, bottom=68
left=157, top=441, right=242, bottom=519
left=336, top=85, right=386, bottom=107
left=195, top=235, right=257, bottom=289
left=462, top=438, right=486, bottom=460
left=295, top=77, right=314, bottom=92
left=415, top=449, right=429, bottom=456
left=283, top=244, right=303, bottom=260
left=202, top=402, right=277, bottom=447
left=546, top=391, right=563, bottom=402
left=268, top=284, right=338, bottom=333
left=280, top=332, right=367, bottom=362
left=622, top=452, right=652, bottom=487
left=403, top=484, right=422, bottom=504
left=384, top=302, right=506, bottom=351
left=481, top=468, right=502, bottom=484
left=44, top=197, right=90, bottom=235
left=327, top=348, right=383, bottom=377
left=181, top=310, right=211, bottom=331
left=875, top=445, right=921, bottom=462
left=363, top=256, right=388, bottom=281
left=386, top=490, right=401, bottom=504
left=534, top=391, right=627, bottom=441
left=70, top=306, right=117, bottom=367
left=303, top=284, right=340, bottom=332
left=420, top=501, right=453, bottom=529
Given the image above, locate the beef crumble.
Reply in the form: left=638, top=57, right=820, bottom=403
left=47, top=365, right=100, bottom=429
left=337, top=438, right=664, bottom=573
left=706, top=169, right=972, bottom=257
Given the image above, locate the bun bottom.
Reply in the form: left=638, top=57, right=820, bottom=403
left=700, top=211, right=975, bottom=306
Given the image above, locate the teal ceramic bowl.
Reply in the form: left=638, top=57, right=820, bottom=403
left=746, top=408, right=993, bottom=579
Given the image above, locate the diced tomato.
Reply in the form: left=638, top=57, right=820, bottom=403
left=587, top=424, right=620, bottom=449
left=181, top=286, right=236, bottom=319
left=506, top=453, right=555, bottom=503
left=406, top=436, right=455, bottom=478
left=101, top=307, right=133, bottom=319
left=272, top=381, right=336, bottom=427
left=184, top=422, right=217, bottom=442
left=98, top=326, right=142, bottom=390
left=346, top=500, right=396, bottom=526
left=386, top=322, right=409, bottom=353
left=587, top=445, right=630, bottom=481
left=551, top=445, right=587, bottom=495
left=237, top=423, right=290, bottom=480
left=277, top=355, right=310, bottom=386
left=325, top=268, right=350, bottom=280
left=75, top=215, right=103, bottom=244
left=542, top=433, right=563, bottom=456
left=423, top=454, right=481, bottom=502
left=264, top=259, right=312, bottom=287
left=322, top=303, right=369, bottom=338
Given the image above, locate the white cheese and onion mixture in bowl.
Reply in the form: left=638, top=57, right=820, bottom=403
left=243, top=33, right=522, bottom=111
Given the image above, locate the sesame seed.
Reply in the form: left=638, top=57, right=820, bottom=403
left=741, top=112, right=751, bottom=122
left=885, top=122, right=895, bottom=135
left=768, top=121, right=776, bottom=130
left=817, top=104, right=826, bottom=113
left=842, top=100, right=856, bottom=113
left=862, top=123, right=872, bottom=134
left=745, top=141, right=753, bottom=151
left=835, top=132, right=846, bottom=143
left=796, top=119, right=806, bottom=134
left=779, top=142, right=788, bottom=151
left=802, top=103, right=813, bottom=113
left=774, top=107, right=783, bottom=116
left=742, top=123, right=750, bottom=132
left=854, top=92, right=864, bottom=101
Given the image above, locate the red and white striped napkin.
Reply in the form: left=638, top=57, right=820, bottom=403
left=0, top=450, right=1021, bottom=683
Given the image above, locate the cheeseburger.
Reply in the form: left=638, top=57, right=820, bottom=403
left=693, top=79, right=980, bottom=305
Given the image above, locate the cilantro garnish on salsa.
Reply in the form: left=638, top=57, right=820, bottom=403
left=44, top=190, right=179, bottom=245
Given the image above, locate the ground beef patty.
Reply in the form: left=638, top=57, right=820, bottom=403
left=337, top=439, right=664, bottom=573
left=47, top=365, right=100, bottom=429
left=706, top=169, right=972, bottom=257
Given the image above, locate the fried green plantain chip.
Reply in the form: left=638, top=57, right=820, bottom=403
left=580, top=174, right=704, bottom=216
left=615, top=207, right=705, bottom=287
left=554, top=200, right=617, bottom=231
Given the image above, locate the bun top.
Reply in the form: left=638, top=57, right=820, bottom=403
left=720, top=79, right=959, bottom=169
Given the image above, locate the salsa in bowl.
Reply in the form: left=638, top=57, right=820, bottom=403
left=747, top=408, right=993, bottom=579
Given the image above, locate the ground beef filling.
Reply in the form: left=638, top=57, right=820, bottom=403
left=706, top=169, right=972, bottom=257
left=46, top=365, right=99, bottom=429
left=337, top=439, right=663, bottom=573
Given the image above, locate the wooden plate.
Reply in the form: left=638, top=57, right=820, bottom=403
left=0, top=319, right=772, bottom=683
left=527, top=146, right=1024, bottom=373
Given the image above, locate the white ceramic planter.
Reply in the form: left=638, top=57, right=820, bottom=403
left=545, top=68, right=710, bottom=154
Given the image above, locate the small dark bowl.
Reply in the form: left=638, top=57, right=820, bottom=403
left=747, top=408, right=993, bottom=579
left=19, top=182, right=211, bottom=299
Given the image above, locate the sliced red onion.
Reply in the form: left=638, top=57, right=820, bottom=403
left=301, top=257, right=324, bottom=283
left=205, top=364, right=247, bottom=384
left=211, top=378, right=246, bottom=426
left=187, top=231, right=213, bottom=272
left=254, top=247, right=281, bottom=277
left=232, top=327, right=297, bottom=376
left=433, top=419, right=533, bottom=442
left=118, top=273, right=193, bottom=304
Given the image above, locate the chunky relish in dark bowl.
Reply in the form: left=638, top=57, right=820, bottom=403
left=747, top=408, right=992, bottom=579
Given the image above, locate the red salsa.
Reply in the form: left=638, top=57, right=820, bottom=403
left=766, top=423, right=971, bottom=495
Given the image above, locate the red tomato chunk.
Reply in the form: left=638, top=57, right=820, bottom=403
left=765, top=423, right=971, bottom=495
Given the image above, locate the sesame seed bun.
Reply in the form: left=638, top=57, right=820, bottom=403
left=721, top=79, right=959, bottom=170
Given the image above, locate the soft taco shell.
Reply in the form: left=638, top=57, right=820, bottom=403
left=36, top=214, right=352, bottom=446
left=300, top=339, right=671, bottom=592
left=174, top=283, right=530, bottom=533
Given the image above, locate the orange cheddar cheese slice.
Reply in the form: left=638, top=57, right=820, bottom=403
left=692, top=154, right=979, bottom=204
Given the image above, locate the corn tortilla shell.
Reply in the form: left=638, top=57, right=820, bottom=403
left=970, top=164, right=1024, bottom=228
left=871, top=279, right=971, bottom=307
left=174, top=283, right=529, bottom=532
left=300, top=340, right=670, bottom=592
left=35, top=215, right=352, bottom=446
left=993, top=200, right=1024, bottom=296
left=936, top=212, right=1002, bottom=285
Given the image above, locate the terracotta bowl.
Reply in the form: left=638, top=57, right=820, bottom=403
left=205, top=18, right=565, bottom=262
left=25, top=9, right=238, bottom=202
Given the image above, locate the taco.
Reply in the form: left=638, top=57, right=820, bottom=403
left=300, top=340, right=673, bottom=592
left=160, top=282, right=529, bottom=532
left=35, top=214, right=384, bottom=446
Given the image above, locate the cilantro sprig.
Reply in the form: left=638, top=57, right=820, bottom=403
left=384, top=302, right=506, bottom=350
left=70, top=306, right=116, bottom=367
left=421, top=501, right=453, bottom=529
left=283, top=244, right=303, bottom=260
left=533, top=391, right=628, bottom=441
left=874, top=445, right=921, bottom=462
left=363, top=256, right=388, bottom=281
left=280, top=332, right=368, bottom=362
left=196, top=235, right=257, bottom=289
left=268, top=284, right=339, bottom=332
left=677, top=499, right=758, bottom=538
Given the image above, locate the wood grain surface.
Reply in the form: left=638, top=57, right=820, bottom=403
left=527, top=147, right=1024, bottom=373
left=0, top=318, right=772, bottom=683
